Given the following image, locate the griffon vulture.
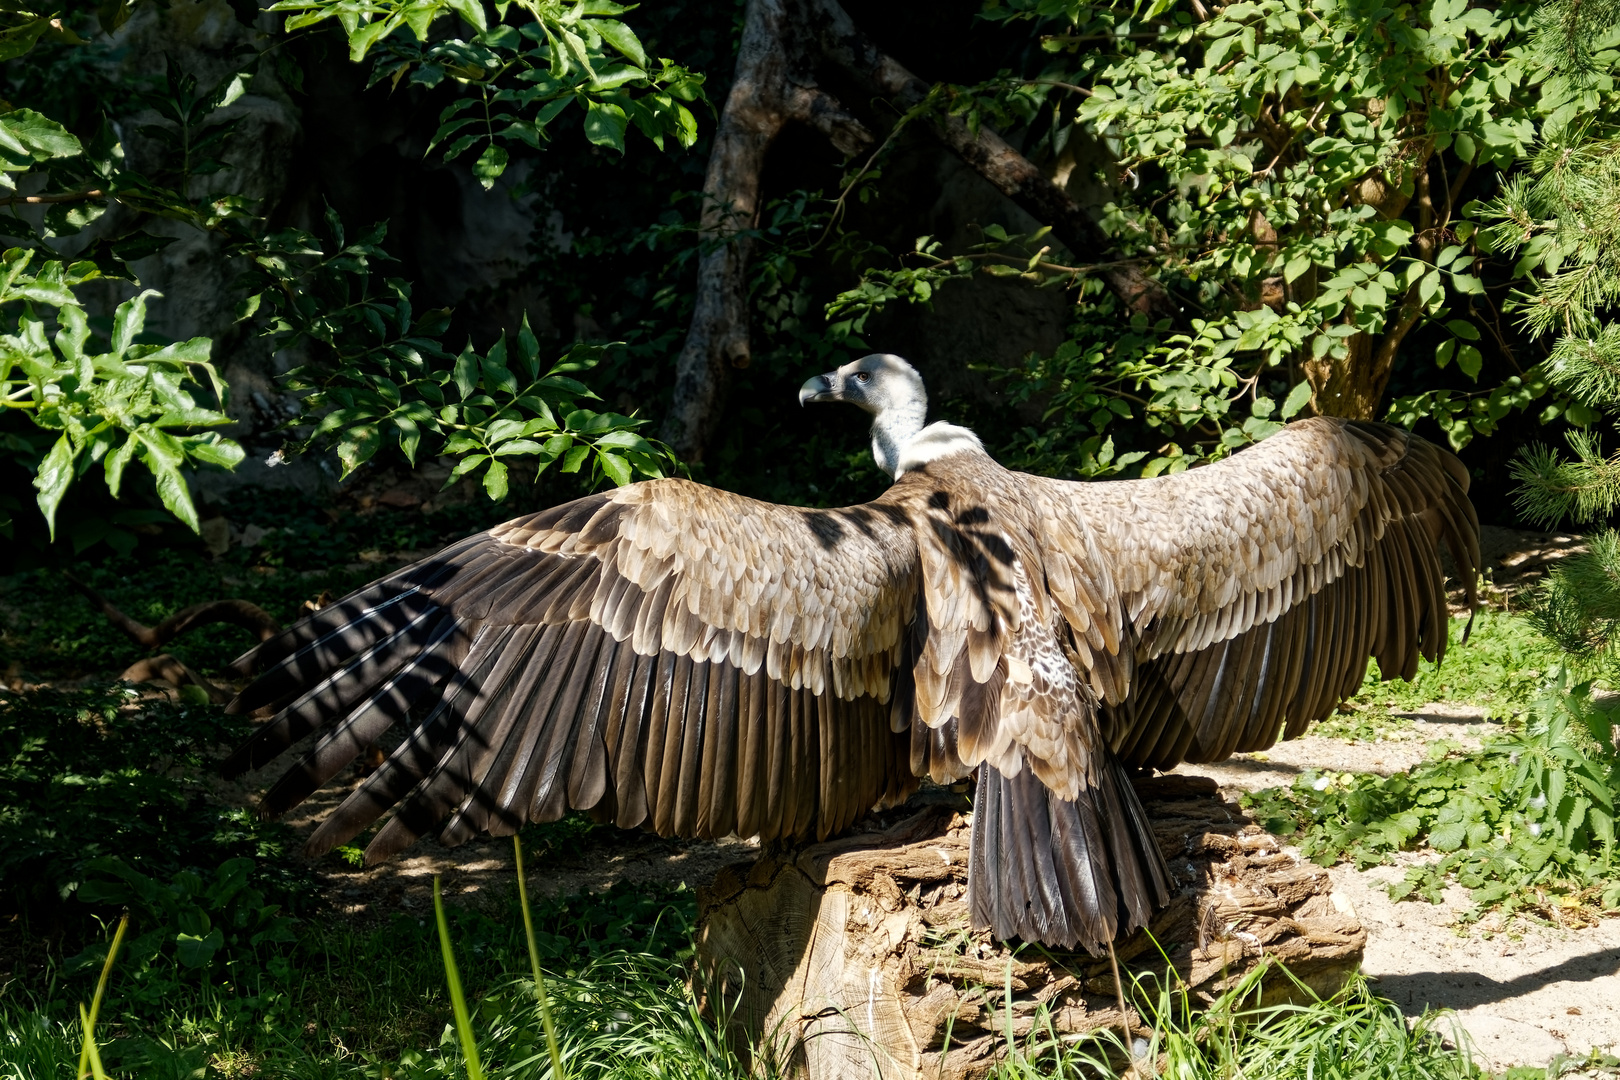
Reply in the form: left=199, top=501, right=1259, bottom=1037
left=222, top=353, right=1479, bottom=952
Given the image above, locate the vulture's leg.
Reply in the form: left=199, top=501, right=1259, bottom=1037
left=967, top=755, right=1170, bottom=953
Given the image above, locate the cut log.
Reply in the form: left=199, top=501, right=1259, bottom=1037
left=695, top=774, right=1365, bottom=1080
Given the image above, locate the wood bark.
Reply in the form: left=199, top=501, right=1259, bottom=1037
left=660, top=0, right=819, bottom=460
left=695, top=775, right=1365, bottom=1080
left=660, top=0, right=1169, bottom=461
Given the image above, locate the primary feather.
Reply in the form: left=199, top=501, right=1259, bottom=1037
left=224, top=352, right=1478, bottom=953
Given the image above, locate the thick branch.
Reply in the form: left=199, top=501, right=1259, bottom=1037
left=65, top=573, right=281, bottom=651
left=784, top=82, right=873, bottom=157
left=120, top=655, right=232, bottom=704
left=1365, top=164, right=1440, bottom=394
left=1306, top=148, right=1440, bottom=418
left=808, top=0, right=1172, bottom=317
left=659, top=0, right=803, bottom=461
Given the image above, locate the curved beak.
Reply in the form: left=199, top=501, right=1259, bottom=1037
left=798, top=372, right=837, bottom=406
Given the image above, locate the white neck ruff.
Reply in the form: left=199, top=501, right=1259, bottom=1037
left=894, top=422, right=984, bottom=476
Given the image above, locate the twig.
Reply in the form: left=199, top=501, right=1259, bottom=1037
left=1254, top=101, right=1327, bottom=179
left=1107, top=937, right=1134, bottom=1060
left=815, top=99, right=916, bottom=250
left=1028, top=78, right=1093, bottom=98
left=0, top=188, right=105, bottom=207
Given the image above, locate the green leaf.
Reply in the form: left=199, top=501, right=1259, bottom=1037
left=146, top=459, right=200, bottom=533
left=187, top=435, right=245, bottom=469
left=209, top=71, right=252, bottom=111
left=0, top=108, right=84, bottom=162
left=110, top=291, right=158, bottom=360
left=453, top=345, right=480, bottom=399
left=1456, top=344, right=1483, bottom=381
left=583, top=100, right=628, bottom=153
left=473, top=144, right=508, bottom=190
left=32, top=434, right=75, bottom=539
left=446, top=453, right=489, bottom=487
left=560, top=444, right=590, bottom=473
left=103, top=437, right=136, bottom=498
left=175, top=928, right=223, bottom=968
left=0, top=17, right=53, bottom=63
left=597, top=446, right=632, bottom=486
left=1429, top=821, right=1467, bottom=851
left=592, top=19, right=647, bottom=67
left=483, top=458, right=509, bottom=500
left=347, top=16, right=399, bottom=61
left=1280, top=380, right=1313, bottom=420
left=447, top=0, right=487, bottom=33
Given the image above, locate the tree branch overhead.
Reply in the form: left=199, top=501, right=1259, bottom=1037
left=661, top=0, right=1169, bottom=461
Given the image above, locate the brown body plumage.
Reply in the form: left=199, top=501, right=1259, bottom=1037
left=223, top=354, right=1478, bottom=952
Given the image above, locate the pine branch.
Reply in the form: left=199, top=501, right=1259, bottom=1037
left=1545, top=325, right=1620, bottom=407
left=1511, top=433, right=1620, bottom=526
left=1525, top=530, right=1620, bottom=663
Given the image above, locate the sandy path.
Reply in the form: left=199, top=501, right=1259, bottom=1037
left=1178, top=709, right=1620, bottom=1072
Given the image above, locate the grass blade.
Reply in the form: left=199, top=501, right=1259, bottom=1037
left=77, top=1005, right=109, bottom=1080
left=433, top=876, right=486, bottom=1080
left=515, top=836, right=566, bottom=1080
left=77, top=912, right=127, bottom=1080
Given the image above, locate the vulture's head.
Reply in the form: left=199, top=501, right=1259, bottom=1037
left=798, top=353, right=927, bottom=418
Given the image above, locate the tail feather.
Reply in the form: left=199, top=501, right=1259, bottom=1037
left=969, top=756, right=1170, bottom=953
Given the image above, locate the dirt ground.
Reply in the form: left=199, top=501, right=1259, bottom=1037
left=1181, top=721, right=1620, bottom=1072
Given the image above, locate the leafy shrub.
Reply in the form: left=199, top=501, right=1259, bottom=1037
left=0, top=685, right=312, bottom=927
left=68, top=856, right=299, bottom=979
left=1245, top=676, right=1620, bottom=916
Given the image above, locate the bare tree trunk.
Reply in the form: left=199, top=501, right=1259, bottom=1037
left=697, top=776, right=1366, bottom=1080
left=661, top=0, right=1170, bottom=461
left=660, top=0, right=799, bottom=461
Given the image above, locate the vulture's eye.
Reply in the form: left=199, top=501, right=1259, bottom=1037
left=854, top=371, right=871, bottom=383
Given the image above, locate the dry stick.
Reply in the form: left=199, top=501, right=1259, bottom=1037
left=1106, top=937, right=1133, bottom=1062
left=515, top=836, right=565, bottom=1080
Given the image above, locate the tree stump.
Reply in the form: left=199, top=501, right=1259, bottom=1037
left=694, top=774, right=1366, bottom=1080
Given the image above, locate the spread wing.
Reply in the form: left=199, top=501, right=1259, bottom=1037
left=1026, top=418, right=1480, bottom=769
left=223, top=479, right=922, bottom=862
